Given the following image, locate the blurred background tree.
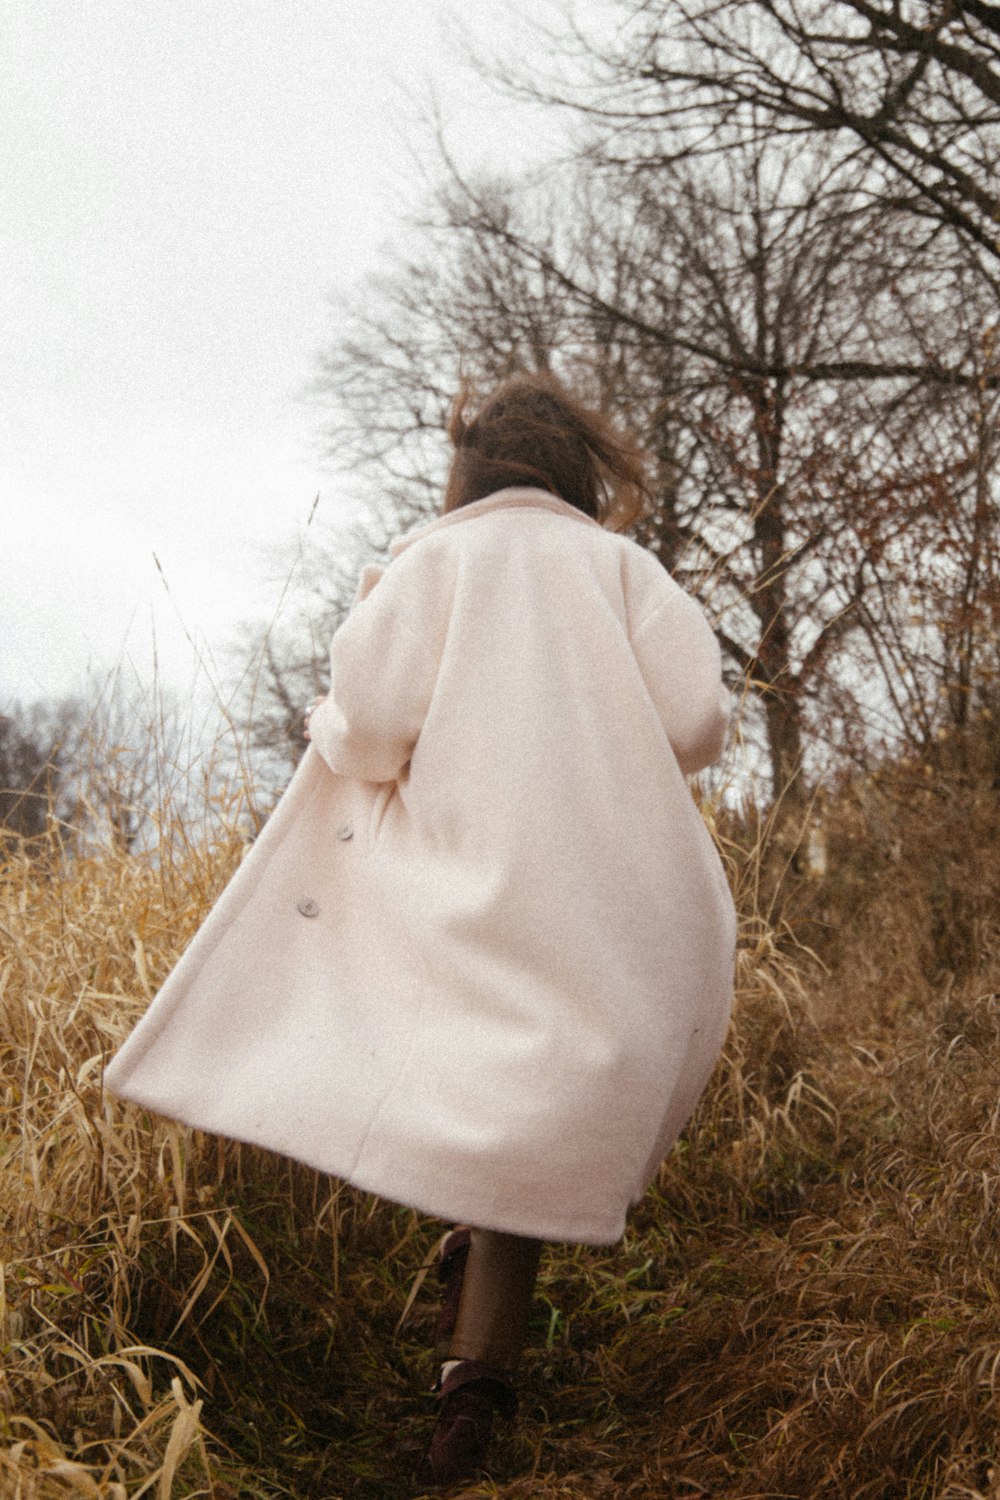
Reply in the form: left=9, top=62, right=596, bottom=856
left=0, top=674, right=217, bottom=855
left=0, top=701, right=64, bottom=846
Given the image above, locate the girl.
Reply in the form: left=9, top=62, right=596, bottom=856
left=105, top=372, right=736, bottom=1487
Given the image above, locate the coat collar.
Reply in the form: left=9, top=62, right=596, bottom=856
left=389, top=487, right=603, bottom=558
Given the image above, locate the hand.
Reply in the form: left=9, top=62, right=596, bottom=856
left=303, top=696, right=326, bottom=741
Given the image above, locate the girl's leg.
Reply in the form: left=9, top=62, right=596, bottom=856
left=444, top=1228, right=542, bottom=1371
left=419, top=1228, right=543, bottom=1487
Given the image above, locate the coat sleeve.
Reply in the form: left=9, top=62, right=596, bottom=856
left=307, top=546, right=446, bottom=784
left=631, top=582, right=731, bottom=777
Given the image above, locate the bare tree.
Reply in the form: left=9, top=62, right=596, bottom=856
left=508, top=0, right=1000, bottom=265
left=846, top=291, right=1000, bottom=769
left=0, top=701, right=64, bottom=847
left=52, top=671, right=217, bottom=854
left=249, top=0, right=999, bottom=808
left=230, top=505, right=409, bottom=782
left=307, top=130, right=996, bottom=802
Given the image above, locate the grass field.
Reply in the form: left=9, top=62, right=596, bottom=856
left=3, top=746, right=1000, bottom=1499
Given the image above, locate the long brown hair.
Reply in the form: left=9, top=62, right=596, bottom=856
left=443, top=372, right=651, bottom=532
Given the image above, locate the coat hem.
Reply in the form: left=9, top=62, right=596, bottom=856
left=104, top=1082, right=627, bottom=1246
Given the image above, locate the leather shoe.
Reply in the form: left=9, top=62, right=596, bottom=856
left=415, top=1359, right=516, bottom=1488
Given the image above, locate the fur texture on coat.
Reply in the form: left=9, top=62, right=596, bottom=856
left=104, top=488, right=736, bottom=1244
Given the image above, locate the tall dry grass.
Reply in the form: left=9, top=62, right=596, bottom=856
left=3, top=727, right=1000, bottom=1499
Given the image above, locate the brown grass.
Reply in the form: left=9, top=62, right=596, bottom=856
left=3, top=750, right=1000, bottom=1499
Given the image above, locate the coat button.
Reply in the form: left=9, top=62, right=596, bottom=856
left=297, top=897, right=319, bottom=918
left=336, top=823, right=354, bottom=841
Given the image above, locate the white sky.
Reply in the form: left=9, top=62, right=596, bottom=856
left=1, top=0, right=573, bottom=709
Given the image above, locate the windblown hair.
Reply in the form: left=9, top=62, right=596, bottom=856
left=443, top=372, right=651, bottom=532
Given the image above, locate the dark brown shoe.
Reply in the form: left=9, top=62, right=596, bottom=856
left=415, top=1359, right=516, bottom=1489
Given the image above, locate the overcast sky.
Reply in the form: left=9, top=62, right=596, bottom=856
left=2, top=0, right=572, bottom=710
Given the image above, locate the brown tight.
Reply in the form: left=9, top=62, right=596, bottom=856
left=444, top=1228, right=543, bottom=1374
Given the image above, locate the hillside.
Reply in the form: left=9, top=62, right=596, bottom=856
left=3, top=754, right=1000, bottom=1499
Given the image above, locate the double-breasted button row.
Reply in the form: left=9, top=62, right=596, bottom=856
left=297, top=822, right=354, bottom=917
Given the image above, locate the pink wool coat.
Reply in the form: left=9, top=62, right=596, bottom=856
left=105, top=488, right=736, bottom=1245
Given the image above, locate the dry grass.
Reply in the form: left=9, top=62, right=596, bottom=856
left=3, top=751, right=1000, bottom=1499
